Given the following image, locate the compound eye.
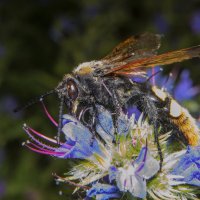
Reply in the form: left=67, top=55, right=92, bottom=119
left=66, top=79, right=78, bottom=100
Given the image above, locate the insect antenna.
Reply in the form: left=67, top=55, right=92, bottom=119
left=14, top=90, right=56, bottom=112
left=57, top=95, right=64, bottom=144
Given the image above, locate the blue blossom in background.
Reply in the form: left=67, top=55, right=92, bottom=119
left=148, top=67, right=199, bottom=102
left=190, top=11, right=200, bottom=34
left=154, top=14, right=169, bottom=33
left=125, top=105, right=141, bottom=120
left=174, top=70, right=200, bottom=102
left=148, top=66, right=175, bottom=92
left=128, top=68, right=199, bottom=121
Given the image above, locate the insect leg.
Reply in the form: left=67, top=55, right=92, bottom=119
left=57, top=95, right=64, bottom=144
left=154, top=123, right=163, bottom=171
left=90, top=104, right=98, bottom=140
left=78, top=100, right=101, bottom=143
left=139, top=94, right=163, bottom=170
left=101, top=78, right=122, bottom=133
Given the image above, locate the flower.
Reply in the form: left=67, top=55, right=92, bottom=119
left=23, top=101, right=200, bottom=199
left=190, top=11, right=200, bottom=34
left=146, top=67, right=199, bottom=102
left=171, top=146, right=200, bottom=187
left=112, top=147, right=159, bottom=199
left=173, top=70, right=200, bottom=102
left=154, top=14, right=169, bottom=33
left=87, top=183, right=120, bottom=200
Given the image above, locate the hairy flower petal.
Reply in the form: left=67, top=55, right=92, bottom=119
left=116, top=164, right=146, bottom=198
left=171, top=146, right=200, bottom=186
left=87, top=183, right=120, bottom=200
left=111, top=147, right=159, bottom=198
left=61, top=114, right=104, bottom=159
left=136, top=147, right=160, bottom=179
left=95, top=105, right=115, bottom=143
left=117, top=113, right=132, bottom=135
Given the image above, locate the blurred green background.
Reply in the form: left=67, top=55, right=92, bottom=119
left=1, top=0, right=200, bottom=199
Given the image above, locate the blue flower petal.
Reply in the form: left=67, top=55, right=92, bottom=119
left=191, top=11, right=200, bottom=34
left=184, top=170, right=200, bottom=186
left=87, top=183, right=120, bottom=200
left=171, top=146, right=200, bottom=186
left=60, top=114, right=103, bottom=159
left=96, top=105, right=114, bottom=142
left=62, top=115, right=93, bottom=143
left=116, top=164, right=147, bottom=199
left=109, top=166, right=118, bottom=183
left=147, top=66, right=173, bottom=89
left=129, top=174, right=146, bottom=199
left=172, top=146, right=200, bottom=174
left=135, top=147, right=160, bottom=179
left=109, top=147, right=159, bottom=199
left=147, top=68, right=199, bottom=102
left=134, top=146, right=147, bottom=164
left=126, top=106, right=141, bottom=120
left=117, top=113, right=131, bottom=136
left=174, top=70, right=199, bottom=101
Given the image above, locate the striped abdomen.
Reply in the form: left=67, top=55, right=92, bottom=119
left=152, top=86, right=200, bottom=146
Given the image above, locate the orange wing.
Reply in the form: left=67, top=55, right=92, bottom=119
left=102, top=45, right=200, bottom=76
left=92, top=33, right=162, bottom=76
left=102, top=33, right=161, bottom=63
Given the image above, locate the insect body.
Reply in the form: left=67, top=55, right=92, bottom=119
left=151, top=86, right=199, bottom=146
left=55, top=33, right=200, bottom=169
left=17, top=33, right=200, bottom=169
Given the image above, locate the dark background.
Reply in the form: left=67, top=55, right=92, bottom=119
left=0, top=0, right=200, bottom=199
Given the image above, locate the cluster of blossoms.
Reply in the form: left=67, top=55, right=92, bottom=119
left=22, top=70, right=200, bottom=200
left=23, top=101, right=200, bottom=200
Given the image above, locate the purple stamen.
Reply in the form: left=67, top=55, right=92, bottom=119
left=136, top=146, right=148, bottom=173
left=25, top=143, right=57, bottom=155
left=61, top=143, right=72, bottom=149
left=41, top=100, right=58, bottom=127
left=124, top=179, right=127, bottom=188
left=28, top=141, right=54, bottom=152
left=28, top=142, right=66, bottom=155
left=23, top=127, right=58, bottom=151
left=25, top=143, right=65, bottom=156
left=24, top=124, right=60, bottom=144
